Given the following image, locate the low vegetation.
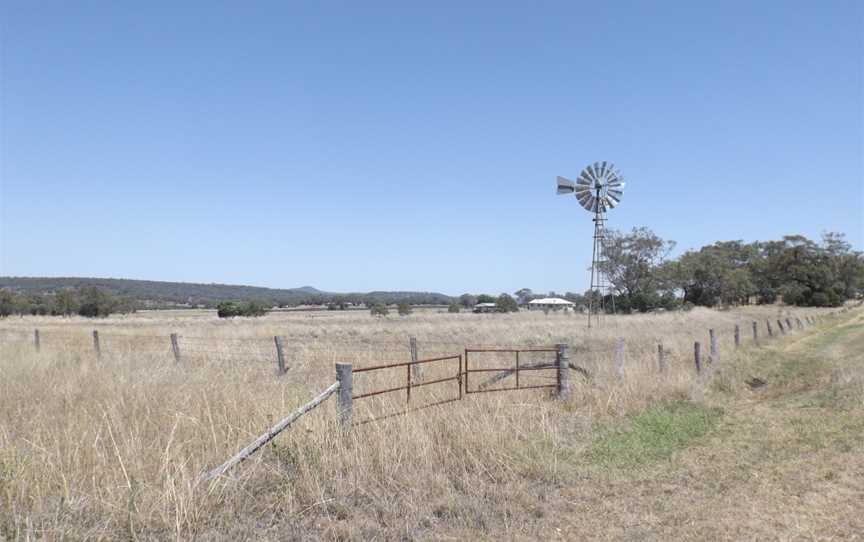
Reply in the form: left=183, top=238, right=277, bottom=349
left=216, top=300, right=268, bottom=318
left=0, top=304, right=858, bottom=539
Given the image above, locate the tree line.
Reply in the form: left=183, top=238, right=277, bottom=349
left=596, top=229, right=861, bottom=312
left=1, top=231, right=859, bottom=318
left=457, top=230, right=861, bottom=314
left=0, top=287, right=135, bottom=318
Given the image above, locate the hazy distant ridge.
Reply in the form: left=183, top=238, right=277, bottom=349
left=0, top=277, right=453, bottom=307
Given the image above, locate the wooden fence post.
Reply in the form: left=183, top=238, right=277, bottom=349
left=752, top=321, right=759, bottom=344
left=34, top=329, right=40, bottom=352
left=92, top=330, right=101, bottom=359
left=556, top=344, right=570, bottom=399
left=274, top=336, right=287, bottom=373
left=616, top=338, right=625, bottom=379
left=709, top=329, right=717, bottom=363
left=409, top=336, right=421, bottom=383
left=767, top=321, right=774, bottom=337
left=657, top=343, right=666, bottom=373
left=734, top=325, right=740, bottom=348
left=796, top=317, right=803, bottom=329
left=170, top=333, right=181, bottom=363
left=694, top=342, right=702, bottom=374
left=785, top=318, right=793, bottom=331
left=336, top=363, right=353, bottom=430
left=777, top=320, right=786, bottom=335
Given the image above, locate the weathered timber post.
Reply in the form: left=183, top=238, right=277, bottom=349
left=409, top=336, right=421, bottom=383
left=694, top=342, right=702, bottom=374
left=709, top=329, right=717, bottom=363
left=34, top=329, right=40, bottom=352
left=777, top=320, right=786, bottom=335
left=274, top=336, right=287, bottom=373
left=786, top=318, right=793, bottom=331
left=616, top=338, right=626, bottom=379
left=796, top=317, right=803, bottom=329
left=767, top=321, right=774, bottom=337
left=657, top=343, right=666, bottom=373
left=734, top=325, right=741, bottom=348
left=335, top=363, right=353, bottom=430
left=752, top=321, right=759, bottom=344
left=556, top=344, right=570, bottom=399
left=170, top=333, right=181, bottom=363
left=92, top=330, right=101, bottom=359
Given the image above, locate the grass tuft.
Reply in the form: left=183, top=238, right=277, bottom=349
left=587, top=401, right=722, bottom=472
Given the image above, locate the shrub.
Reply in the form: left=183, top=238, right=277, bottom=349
left=447, top=303, right=461, bottom=313
left=370, top=303, right=389, bottom=317
left=496, top=294, right=519, bottom=313
left=77, top=287, right=118, bottom=318
left=217, top=301, right=267, bottom=318
left=397, top=303, right=412, bottom=316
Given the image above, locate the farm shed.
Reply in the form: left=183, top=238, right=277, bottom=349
left=473, top=303, right=498, bottom=313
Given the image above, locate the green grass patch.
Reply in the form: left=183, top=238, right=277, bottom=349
left=587, top=401, right=722, bottom=472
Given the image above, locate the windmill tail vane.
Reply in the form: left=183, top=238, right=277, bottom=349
left=555, top=161, right=626, bottom=328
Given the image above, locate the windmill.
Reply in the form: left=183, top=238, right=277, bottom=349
left=556, top=162, right=625, bottom=327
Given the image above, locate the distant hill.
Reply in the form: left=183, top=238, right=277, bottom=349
left=0, top=276, right=453, bottom=308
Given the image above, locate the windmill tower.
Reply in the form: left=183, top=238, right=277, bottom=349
left=556, top=162, right=625, bottom=328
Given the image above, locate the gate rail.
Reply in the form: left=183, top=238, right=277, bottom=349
left=464, top=347, right=559, bottom=394
left=352, top=354, right=462, bottom=424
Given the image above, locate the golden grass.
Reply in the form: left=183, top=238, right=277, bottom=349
left=0, top=305, right=843, bottom=539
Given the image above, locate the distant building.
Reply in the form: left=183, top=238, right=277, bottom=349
left=473, top=302, right=498, bottom=313
left=528, top=298, right=575, bottom=312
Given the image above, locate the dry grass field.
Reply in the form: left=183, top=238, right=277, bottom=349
left=0, top=305, right=858, bottom=540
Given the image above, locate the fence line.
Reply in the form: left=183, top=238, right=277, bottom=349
left=61, top=307, right=848, bottom=481
left=0, top=310, right=848, bottom=380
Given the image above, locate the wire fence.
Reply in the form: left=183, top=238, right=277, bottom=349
left=0, top=312, right=839, bottom=379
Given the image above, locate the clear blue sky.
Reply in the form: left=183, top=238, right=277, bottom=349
left=1, top=1, right=862, bottom=295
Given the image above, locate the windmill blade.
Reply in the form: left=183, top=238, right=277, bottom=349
left=608, top=189, right=623, bottom=199
left=577, top=192, right=593, bottom=208
left=556, top=176, right=576, bottom=194
left=604, top=195, right=618, bottom=208
left=576, top=176, right=591, bottom=186
left=599, top=161, right=608, bottom=179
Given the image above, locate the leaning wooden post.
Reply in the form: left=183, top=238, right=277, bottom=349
left=335, top=363, right=353, bottom=430
left=657, top=343, right=666, bottom=373
left=708, top=329, right=717, bottom=363
left=796, top=317, right=803, bottom=329
left=170, top=333, right=181, bottom=363
left=734, top=325, right=740, bottom=348
left=409, top=336, right=421, bottom=383
left=752, top=321, right=759, bottom=344
left=694, top=342, right=702, bottom=374
left=785, top=318, right=793, bottom=331
left=777, top=320, right=786, bottom=335
left=274, top=336, right=287, bottom=374
left=556, top=344, right=570, bottom=399
left=767, top=321, right=774, bottom=337
left=615, top=338, right=626, bottom=379
left=34, top=329, right=40, bottom=352
left=92, top=330, right=101, bottom=359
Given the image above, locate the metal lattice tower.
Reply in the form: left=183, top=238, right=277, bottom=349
left=556, top=162, right=625, bottom=328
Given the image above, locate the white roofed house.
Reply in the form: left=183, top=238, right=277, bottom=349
left=528, top=297, right=575, bottom=312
